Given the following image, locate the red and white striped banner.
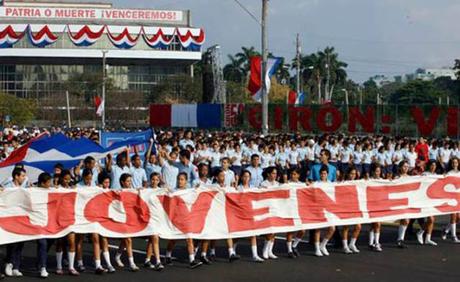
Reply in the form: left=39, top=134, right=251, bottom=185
left=0, top=174, right=459, bottom=244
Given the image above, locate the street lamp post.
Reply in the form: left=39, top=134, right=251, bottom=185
left=101, top=50, right=108, bottom=129
left=261, top=0, right=269, bottom=135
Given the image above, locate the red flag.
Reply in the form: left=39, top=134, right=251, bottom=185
left=94, top=96, right=104, bottom=117
left=288, top=90, right=297, bottom=105
left=247, top=56, right=262, bottom=101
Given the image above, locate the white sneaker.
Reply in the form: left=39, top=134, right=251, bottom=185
left=441, top=229, right=449, bottom=240
left=425, top=239, right=437, bottom=246
left=252, top=256, right=264, bottom=263
left=314, top=248, right=323, bottom=257
left=343, top=246, right=353, bottom=254
left=320, top=245, right=330, bottom=256
left=373, top=244, right=383, bottom=252
left=12, top=269, right=23, bottom=277
left=349, top=244, right=360, bottom=254
left=268, top=253, right=278, bottom=259
left=115, top=255, right=124, bottom=268
left=416, top=231, right=424, bottom=245
left=453, top=237, right=460, bottom=244
left=4, top=263, right=13, bottom=277
left=40, top=267, right=49, bottom=278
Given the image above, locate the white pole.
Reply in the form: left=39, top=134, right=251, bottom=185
left=66, top=90, right=71, bottom=128
left=296, top=33, right=301, bottom=96
left=102, top=50, right=108, bottom=129
left=261, top=0, right=269, bottom=135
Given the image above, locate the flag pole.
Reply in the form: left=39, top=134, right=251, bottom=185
left=65, top=90, right=72, bottom=128
left=261, top=0, right=269, bottom=135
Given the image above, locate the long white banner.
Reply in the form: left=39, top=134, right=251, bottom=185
left=0, top=174, right=459, bottom=245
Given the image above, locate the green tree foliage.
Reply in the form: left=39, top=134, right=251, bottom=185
left=389, top=80, right=445, bottom=104
left=0, top=93, right=36, bottom=125
left=454, top=59, right=460, bottom=80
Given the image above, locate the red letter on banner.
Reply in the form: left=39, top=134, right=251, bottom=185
left=316, top=106, right=342, bottom=132
left=248, top=106, right=262, bottom=130
left=367, top=182, right=421, bottom=218
left=288, top=106, right=312, bottom=131
left=447, top=107, right=459, bottom=137
left=410, top=107, right=440, bottom=136
left=426, top=177, right=460, bottom=212
left=226, top=190, right=294, bottom=233
left=348, top=106, right=375, bottom=133
left=85, top=191, right=150, bottom=233
left=0, top=192, right=76, bottom=235
left=296, top=185, right=362, bottom=224
left=158, top=191, right=217, bottom=234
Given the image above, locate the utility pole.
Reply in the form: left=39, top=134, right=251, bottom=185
left=65, top=90, right=71, bottom=128
left=296, top=33, right=301, bottom=96
left=101, top=50, right=108, bottom=129
left=325, top=52, right=330, bottom=101
left=261, top=0, right=269, bottom=135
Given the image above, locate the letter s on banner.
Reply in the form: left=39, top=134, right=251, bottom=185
left=226, top=190, right=294, bottom=233
left=296, top=185, right=362, bottom=224
left=427, top=176, right=460, bottom=213
left=367, top=182, right=421, bottom=218
left=0, top=192, right=76, bottom=235
left=84, top=191, right=150, bottom=233
left=158, top=191, right=217, bottom=234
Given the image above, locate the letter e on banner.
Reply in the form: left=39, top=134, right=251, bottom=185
left=427, top=176, right=460, bottom=213
left=226, top=190, right=294, bottom=233
left=367, top=183, right=421, bottom=218
left=85, top=191, right=150, bottom=233
left=297, top=185, right=362, bottom=224
left=0, top=192, right=76, bottom=235
left=158, top=191, right=217, bottom=234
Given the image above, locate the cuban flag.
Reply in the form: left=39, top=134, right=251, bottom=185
left=94, top=96, right=104, bottom=117
left=150, top=104, right=221, bottom=128
left=248, top=56, right=282, bottom=103
left=0, top=133, right=146, bottom=185
left=295, top=92, right=305, bottom=105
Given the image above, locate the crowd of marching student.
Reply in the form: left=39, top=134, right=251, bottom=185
left=1, top=127, right=460, bottom=278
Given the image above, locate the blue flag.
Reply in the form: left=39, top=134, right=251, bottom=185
left=100, top=129, right=155, bottom=159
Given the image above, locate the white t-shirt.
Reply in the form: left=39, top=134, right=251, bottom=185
left=439, top=148, right=452, bottom=163
left=227, top=150, right=242, bottom=166
left=288, top=150, right=299, bottom=165
left=340, top=147, right=353, bottom=163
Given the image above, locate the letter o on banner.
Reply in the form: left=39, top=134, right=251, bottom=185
left=316, top=106, right=342, bottom=132
left=84, top=191, right=150, bottom=234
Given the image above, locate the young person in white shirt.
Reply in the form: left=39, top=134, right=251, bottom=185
left=368, top=164, right=384, bottom=252
left=221, top=157, right=236, bottom=187
left=164, top=173, right=203, bottom=269
left=442, top=157, right=460, bottom=242
left=395, top=161, right=411, bottom=249
left=143, top=172, right=165, bottom=271
left=341, top=166, right=362, bottom=254
left=285, top=169, right=306, bottom=258
left=417, top=161, right=438, bottom=246
left=237, top=170, right=264, bottom=262
left=312, top=165, right=336, bottom=257
left=260, top=166, right=280, bottom=260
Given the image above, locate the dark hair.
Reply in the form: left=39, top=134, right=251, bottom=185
left=82, top=168, right=93, bottom=178
left=83, top=156, right=95, bottom=165
left=150, top=172, right=161, bottom=179
left=54, top=163, right=64, bottom=170
left=119, top=173, right=132, bottom=187
left=319, top=164, right=329, bottom=174
left=263, top=166, right=277, bottom=179
left=97, top=172, right=111, bottom=185
left=251, top=154, right=260, bottom=160
left=12, top=167, right=26, bottom=179
left=213, top=168, right=224, bottom=178
left=38, top=172, right=52, bottom=186
left=320, top=149, right=331, bottom=160
left=179, top=149, right=191, bottom=160
left=177, top=172, right=188, bottom=180
left=346, top=166, right=358, bottom=180
left=59, top=169, right=72, bottom=186
left=132, top=154, right=141, bottom=161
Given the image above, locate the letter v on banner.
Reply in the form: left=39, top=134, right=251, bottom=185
left=158, top=191, right=218, bottom=234
left=247, top=56, right=282, bottom=102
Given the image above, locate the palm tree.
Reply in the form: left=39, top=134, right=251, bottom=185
left=293, top=53, right=323, bottom=103
left=223, top=54, right=244, bottom=83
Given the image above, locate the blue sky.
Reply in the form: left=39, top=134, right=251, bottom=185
left=113, top=0, right=460, bottom=82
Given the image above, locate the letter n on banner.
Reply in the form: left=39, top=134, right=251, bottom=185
left=296, top=186, right=362, bottom=224
left=0, top=192, right=76, bottom=235
left=226, top=190, right=294, bottom=233
left=348, top=106, right=375, bottom=133
left=158, top=192, right=217, bottom=234
left=85, top=191, right=150, bottom=233
left=367, top=182, right=421, bottom=218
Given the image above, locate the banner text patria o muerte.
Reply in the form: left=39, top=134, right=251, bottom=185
left=0, top=174, right=459, bottom=245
